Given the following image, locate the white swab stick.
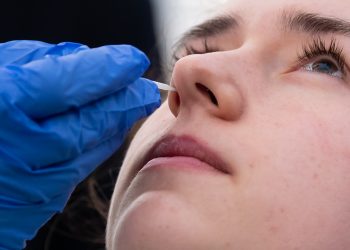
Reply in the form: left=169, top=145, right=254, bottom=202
left=153, top=81, right=177, bottom=92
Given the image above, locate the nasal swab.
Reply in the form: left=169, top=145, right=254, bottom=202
left=153, top=81, right=177, bottom=92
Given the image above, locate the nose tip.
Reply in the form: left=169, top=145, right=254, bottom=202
left=168, top=55, right=244, bottom=121
left=168, top=83, right=219, bottom=117
left=168, top=80, right=243, bottom=121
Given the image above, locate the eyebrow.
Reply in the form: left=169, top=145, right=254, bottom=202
left=179, top=14, right=239, bottom=41
left=282, top=10, right=350, bottom=36
left=174, top=14, right=238, bottom=53
left=177, top=9, right=350, bottom=47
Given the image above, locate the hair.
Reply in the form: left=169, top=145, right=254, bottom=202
left=38, top=144, right=126, bottom=250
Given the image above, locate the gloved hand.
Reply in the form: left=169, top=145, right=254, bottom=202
left=0, top=40, right=161, bottom=250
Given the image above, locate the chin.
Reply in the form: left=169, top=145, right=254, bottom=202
left=110, top=191, right=214, bottom=250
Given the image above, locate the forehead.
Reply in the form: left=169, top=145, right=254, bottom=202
left=221, top=0, right=350, bottom=22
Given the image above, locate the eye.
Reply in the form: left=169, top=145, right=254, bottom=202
left=303, top=57, right=343, bottom=78
left=173, top=38, right=218, bottom=62
left=298, top=38, right=347, bottom=79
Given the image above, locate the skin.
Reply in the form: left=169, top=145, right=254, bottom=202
left=106, top=0, right=350, bottom=249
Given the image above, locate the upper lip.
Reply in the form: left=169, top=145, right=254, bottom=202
left=138, top=134, right=230, bottom=174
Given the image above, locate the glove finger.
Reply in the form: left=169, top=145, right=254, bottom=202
left=0, top=78, right=160, bottom=168
left=0, top=44, right=150, bottom=119
left=0, top=40, right=88, bottom=66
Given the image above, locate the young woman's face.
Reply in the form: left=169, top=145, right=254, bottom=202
left=107, top=0, right=350, bottom=249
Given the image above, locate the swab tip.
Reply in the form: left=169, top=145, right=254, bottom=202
left=153, top=81, right=177, bottom=92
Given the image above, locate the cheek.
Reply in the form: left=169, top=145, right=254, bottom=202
left=241, top=100, right=350, bottom=246
left=265, top=98, right=350, bottom=198
left=279, top=103, right=350, bottom=173
left=252, top=85, right=350, bottom=176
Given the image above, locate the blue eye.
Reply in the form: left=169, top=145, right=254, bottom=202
left=304, top=58, right=343, bottom=78
left=299, top=38, right=347, bottom=79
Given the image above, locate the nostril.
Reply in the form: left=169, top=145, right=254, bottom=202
left=173, top=91, right=180, bottom=107
left=208, top=90, right=218, bottom=106
left=195, top=83, right=218, bottom=106
left=168, top=90, right=181, bottom=117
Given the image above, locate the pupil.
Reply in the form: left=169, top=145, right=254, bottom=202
left=313, top=60, right=336, bottom=74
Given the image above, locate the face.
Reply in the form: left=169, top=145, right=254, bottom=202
left=107, top=0, right=350, bottom=249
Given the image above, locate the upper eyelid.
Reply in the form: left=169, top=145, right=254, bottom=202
left=173, top=41, right=350, bottom=82
left=173, top=38, right=218, bottom=61
left=173, top=8, right=350, bottom=62
left=172, top=6, right=350, bottom=62
left=174, top=35, right=349, bottom=71
left=186, top=39, right=218, bottom=54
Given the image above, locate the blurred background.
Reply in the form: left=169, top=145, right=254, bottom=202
left=152, top=0, right=227, bottom=72
left=0, top=0, right=223, bottom=249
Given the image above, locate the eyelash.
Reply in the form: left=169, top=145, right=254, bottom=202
left=177, top=37, right=347, bottom=79
left=298, top=37, right=347, bottom=78
left=174, top=39, right=216, bottom=61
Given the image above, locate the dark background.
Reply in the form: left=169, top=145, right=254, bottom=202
left=0, top=0, right=157, bottom=50
left=0, top=0, right=160, bottom=249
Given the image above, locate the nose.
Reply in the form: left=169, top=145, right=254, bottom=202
left=168, top=53, right=244, bottom=121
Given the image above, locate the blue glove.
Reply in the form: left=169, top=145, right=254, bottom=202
left=0, top=40, right=161, bottom=250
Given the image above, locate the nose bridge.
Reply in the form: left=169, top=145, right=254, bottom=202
left=168, top=52, right=246, bottom=121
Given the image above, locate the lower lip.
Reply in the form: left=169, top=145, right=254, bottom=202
left=140, top=156, right=222, bottom=174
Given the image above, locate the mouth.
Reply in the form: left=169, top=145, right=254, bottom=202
left=137, top=135, right=231, bottom=175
